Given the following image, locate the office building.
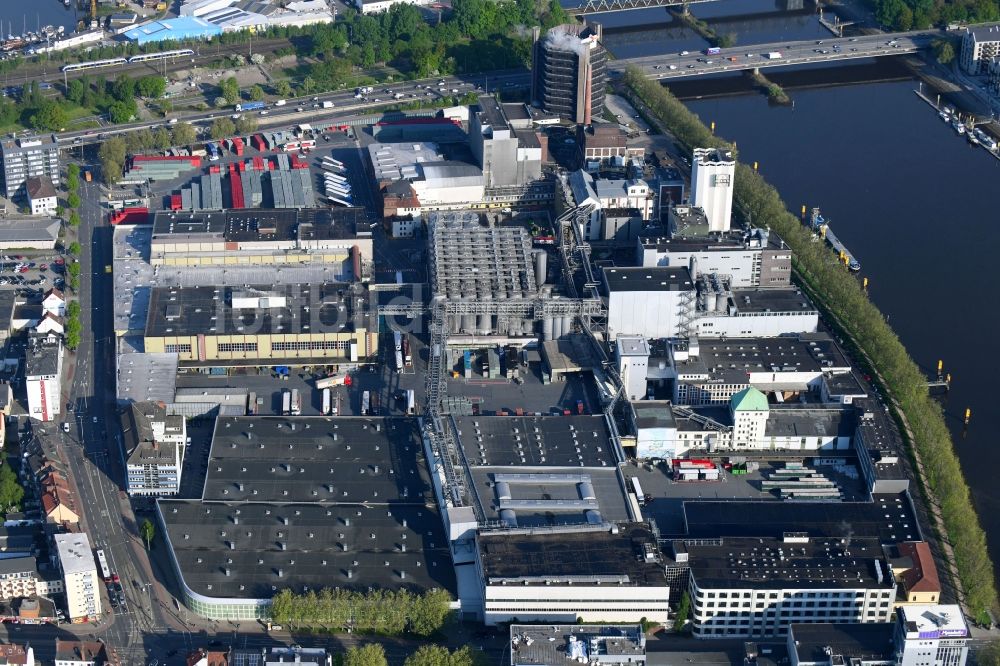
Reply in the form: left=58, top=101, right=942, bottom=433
left=470, top=96, right=543, bottom=189
left=142, top=284, right=374, bottom=366
left=690, top=148, right=736, bottom=233
left=0, top=135, right=59, bottom=199
left=960, top=23, right=1000, bottom=73
left=678, top=535, right=896, bottom=638
left=532, top=23, right=607, bottom=124
left=158, top=417, right=455, bottom=620
left=637, top=226, right=792, bottom=288
left=121, top=401, right=186, bottom=497
left=476, top=523, right=670, bottom=626
left=510, top=625, right=646, bottom=666
left=24, top=177, right=57, bottom=216
left=25, top=334, right=63, bottom=422
left=53, top=533, right=102, bottom=622
left=894, top=605, right=968, bottom=666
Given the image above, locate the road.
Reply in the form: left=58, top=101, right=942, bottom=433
left=612, top=29, right=943, bottom=79
left=58, top=69, right=531, bottom=149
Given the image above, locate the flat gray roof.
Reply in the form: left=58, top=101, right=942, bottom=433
left=511, top=625, right=645, bottom=666
left=604, top=266, right=693, bottom=293
left=789, top=623, right=896, bottom=663
left=677, top=334, right=849, bottom=382
left=117, top=353, right=178, bottom=403
left=452, top=415, right=617, bottom=468
left=729, top=288, right=816, bottom=314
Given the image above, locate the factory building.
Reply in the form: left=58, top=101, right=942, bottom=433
left=149, top=208, right=371, bottom=280
left=677, top=535, right=896, bottom=638
left=631, top=387, right=856, bottom=460
left=604, top=266, right=694, bottom=340
left=510, top=625, right=646, bottom=666
left=690, top=148, right=736, bottom=233
left=475, top=523, right=670, bottom=626
left=667, top=334, right=860, bottom=406
left=0, top=135, right=59, bottom=200
left=637, top=226, right=792, bottom=288
left=567, top=171, right=656, bottom=241
left=158, top=417, right=455, bottom=620
left=123, top=16, right=222, bottom=44
left=531, top=24, right=607, bottom=124
left=367, top=143, right=485, bottom=211
left=121, top=401, right=186, bottom=497
left=470, top=96, right=543, bottom=189
left=960, top=23, right=1000, bottom=73
left=142, top=284, right=374, bottom=366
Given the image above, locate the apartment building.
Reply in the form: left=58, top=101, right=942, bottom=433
left=0, top=135, right=60, bottom=199
left=53, top=533, right=102, bottom=622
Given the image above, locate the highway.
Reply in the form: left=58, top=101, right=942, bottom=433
left=57, top=69, right=532, bottom=149
left=612, top=29, right=943, bottom=79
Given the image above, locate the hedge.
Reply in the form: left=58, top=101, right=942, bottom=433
left=624, top=65, right=998, bottom=618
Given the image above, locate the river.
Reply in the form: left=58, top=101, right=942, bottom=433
left=0, top=1, right=82, bottom=36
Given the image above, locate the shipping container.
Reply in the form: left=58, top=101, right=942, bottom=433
left=281, top=389, right=292, bottom=415
left=322, top=388, right=331, bottom=415
left=291, top=388, right=301, bottom=415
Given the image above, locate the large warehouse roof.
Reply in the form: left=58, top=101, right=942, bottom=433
left=124, top=16, right=222, bottom=44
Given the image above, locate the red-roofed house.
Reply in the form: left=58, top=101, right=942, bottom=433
left=894, top=541, right=941, bottom=604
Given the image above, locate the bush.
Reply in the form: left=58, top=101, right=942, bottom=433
left=623, top=65, right=999, bottom=617
left=68, top=212, right=80, bottom=227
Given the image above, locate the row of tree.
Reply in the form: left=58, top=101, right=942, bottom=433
left=873, top=0, right=1000, bottom=30
left=623, top=65, right=999, bottom=621
left=269, top=587, right=452, bottom=636
left=345, top=644, right=475, bottom=666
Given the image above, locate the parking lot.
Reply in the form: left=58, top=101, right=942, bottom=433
left=0, top=252, right=68, bottom=292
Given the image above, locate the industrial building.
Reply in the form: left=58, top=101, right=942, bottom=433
left=123, top=16, right=223, bottom=44
left=631, top=387, right=856, bottom=460
left=960, top=23, right=1000, bottom=73
left=142, top=283, right=374, bottom=366
left=53, top=533, right=102, bottom=622
left=149, top=208, right=371, bottom=279
left=637, top=226, right=792, bottom=288
left=510, top=625, right=646, bottom=666
left=0, top=218, right=61, bottom=250
left=0, top=135, right=59, bottom=199
left=120, top=401, right=187, bottom=497
left=603, top=266, right=694, bottom=340
left=475, top=523, right=670, bottom=626
left=677, top=535, right=896, bottom=638
left=25, top=335, right=63, bottom=422
left=157, top=417, right=455, bottom=620
left=567, top=170, right=656, bottom=242
left=367, top=142, right=485, bottom=211
left=667, top=334, right=858, bottom=406
left=532, top=23, right=607, bottom=124
left=690, top=148, right=736, bottom=233
left=577, top=124, right=646, bottom=161
left=470, top=95, right=543, bottom=189
left=126, top=155, right=203, bottom=182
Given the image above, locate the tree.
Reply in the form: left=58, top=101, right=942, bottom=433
left=249, top=84, right=265, bottom=101
left=66, top=173, right=79, bottom=192
left=404, top=646, right=473, bottom=666
left=67, top=193, right=81, bottom=209
left=673, top=591, right=691, bottom=632
left=140, top=519, right=156, bottom=549
left=0, top=465, right=24, bottom=515
left=250, top=53, right=266, bottom=65
left=344, top=645, right=387, bottom=666
left=108, top=99, right=137, bottom=124
left=136, top=75, right=166, bottom=99
left=69, top=241, right=81, bottom=255
left=234, top=115, right=257, bottom=135
left=210, top=117, right=236, bottom=140
left=214, top=96, right=229, bottom=108
left=30, top=101, right=67, bottom=131
left=67, top=78, right=86, bottom=104
left=67, top=163, right=80, bottom=178
left=171, top=123, right=197, bottom=146
left=275, top=80, right=293, bottom=98
left=408, top=588, right=452, bottom=636
left=932, top=38, right=956, bottom=64
left=220, top=76, right=240, bottom=104
left=68, top=262, right=81, bottom=280
left=112, top=74, right=136, bottom=102
left=69, top=212, right=80, bottom=228
left=979, top=641, right=1000, bottom=666
left=154, top=127, right=172, bottom=150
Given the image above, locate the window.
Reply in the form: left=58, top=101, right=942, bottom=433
left=164, top=344, right=192, bottom=354
left=217, top=342, right=258, bottom=353
left=271, top=340, right=349, bottom=352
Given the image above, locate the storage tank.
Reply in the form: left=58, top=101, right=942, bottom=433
left=705, top=291, right=718, bottom=312
left=450, top=315, right=461, bottom=334
left=461, top=314, right=476, bottom=333
left=552, top=316, right=563, bottom=340
left=478, top=295, right=492, bottom=334
left=534, top=250, right=547, bottom=288
left=542, top=317, right=553, bottom=341
left=499, top=509, right=518, bottom=528
left=716, top=293, right=728, bottom=313
left=561, top=316, right=572, bottom=336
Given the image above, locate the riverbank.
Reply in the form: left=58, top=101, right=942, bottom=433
left=623, top=64, right=999, bottom=621
left=746, top=69, right=791, bottom=104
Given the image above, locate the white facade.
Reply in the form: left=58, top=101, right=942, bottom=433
left=691, top=308, right=819, bottom=339
left=25, top=337, right=63, bottom=423
left=895, top=605, right=969, bottom=666
left=124, top=403, right=187, bottom=497
left=355, top=0, right=429, bottom=13
left=960, top=24, right=1000, bottom=74
left=54, top=533, right=102, bottom=621
left=690, top=148, right=735, bottom=233
left=391, top=217, right=417, bottom=238
left=604, top=267, right=693, bottom=341
left=28, top=193, right=57, bottom=216
left=593, top=178, right=655, bottom=221
left=616, top=336, right=650, bottom=401
left=482, top=583, right=670, bottom=626
left=42, top=291, right=66, bottom=317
